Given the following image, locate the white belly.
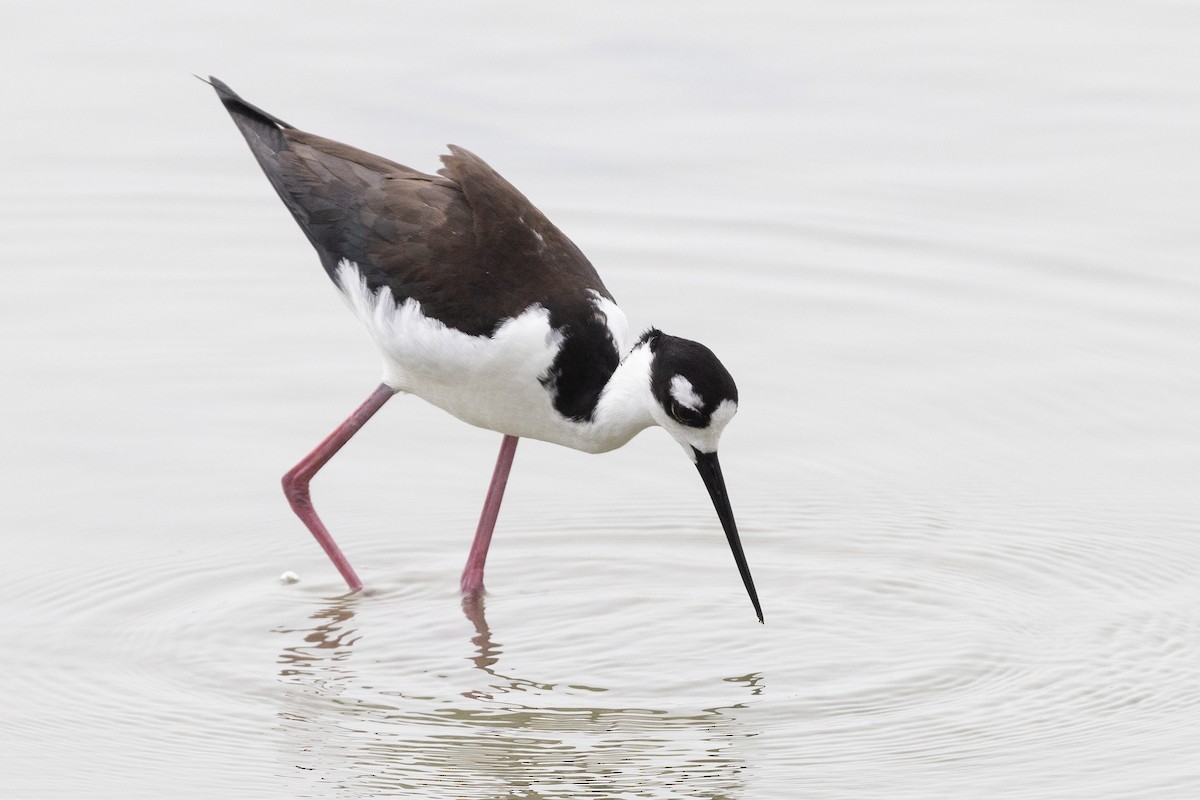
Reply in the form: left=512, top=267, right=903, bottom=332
left=335, top=260, right=634, bottom=452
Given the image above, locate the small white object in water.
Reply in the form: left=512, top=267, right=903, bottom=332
left=279, top=571, right=300, bottom=585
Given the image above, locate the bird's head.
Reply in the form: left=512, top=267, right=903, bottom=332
left=641, top=330, right=739, bottom=456
left=638, top=329, right=762, bottom=623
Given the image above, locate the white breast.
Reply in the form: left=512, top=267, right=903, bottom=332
left=334, top=260, right=647, bottom=453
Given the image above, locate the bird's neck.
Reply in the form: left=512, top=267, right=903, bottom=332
left=578, top=344, right=658, bottom=453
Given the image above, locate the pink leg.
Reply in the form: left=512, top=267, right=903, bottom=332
left=282, top=383, right=396, bottom=592
left=460, top=435, right=519, bottom=596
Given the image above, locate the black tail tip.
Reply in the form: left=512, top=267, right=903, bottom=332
left=202, top=76, right=296, bottom=131
left=202, top=75, right=238, bottom=102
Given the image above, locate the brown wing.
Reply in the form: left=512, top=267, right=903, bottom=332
left=213, top=77, right=621, bottom=417
left=212, top=77, right=611, bottom=336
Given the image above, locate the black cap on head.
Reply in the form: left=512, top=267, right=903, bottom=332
left=641, top=329, right=738, bottom=429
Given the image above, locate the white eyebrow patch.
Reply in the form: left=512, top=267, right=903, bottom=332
left=669, top=374, right=703, bottom=411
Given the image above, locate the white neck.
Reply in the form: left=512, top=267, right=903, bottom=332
left=570, top=343, right=658, bottom=453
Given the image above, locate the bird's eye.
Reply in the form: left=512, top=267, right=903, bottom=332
left=670, top=401, right=703, bottom=426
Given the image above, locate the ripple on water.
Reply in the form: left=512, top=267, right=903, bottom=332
left=734, top=490, right=1200, bottom=798
left=269, top=580, right=767, bottom=799
left=5, top=518, right=467, bottom=797
left=10, top=475, right=1199, bottom=798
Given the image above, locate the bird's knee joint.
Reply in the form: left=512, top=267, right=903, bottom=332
left=282, top=472, right=310, bottom=504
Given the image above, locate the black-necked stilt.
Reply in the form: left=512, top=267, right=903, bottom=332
left=209, top=77, right=762, bottom=623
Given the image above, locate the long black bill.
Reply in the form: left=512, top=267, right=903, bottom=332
left=693, top=449, right=764, bottom=623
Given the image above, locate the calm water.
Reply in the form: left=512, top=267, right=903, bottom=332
left=4, top=2, right=1199, bottom=798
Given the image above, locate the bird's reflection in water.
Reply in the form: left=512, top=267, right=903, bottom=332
left=460, top=593, right=557, bottom=699
left=275, top=593, right=761, bottom=798
left=274, top=592, right=364, bottom=747
left=277, top=598, right=362, bottom=673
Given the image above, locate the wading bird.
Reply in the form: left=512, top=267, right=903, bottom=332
left=209, top=77, right=762, bottom=622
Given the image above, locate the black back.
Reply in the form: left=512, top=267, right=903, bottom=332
left=211, top=77, right=621, bottom=420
